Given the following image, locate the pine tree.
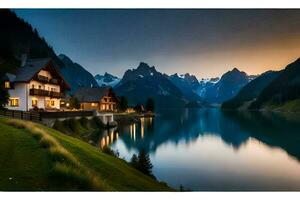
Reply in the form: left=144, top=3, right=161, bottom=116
left=145, top=98, right=155, bottom=112
left=130, top=154, right=138, bottom=169
left=0, top=86, right=9, bottom=110
left=118, top=96, right=128, bottom=112
left=137, top=149, right=153, bottom=177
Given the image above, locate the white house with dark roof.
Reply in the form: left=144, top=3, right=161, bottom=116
left=3, top=58, right=70, bottom=111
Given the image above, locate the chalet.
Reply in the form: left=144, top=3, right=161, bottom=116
left=74, top=87, right=117, bottom=112
left=2, top=58, right=70, bottom=111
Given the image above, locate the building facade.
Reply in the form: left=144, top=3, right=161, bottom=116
left=3, top=58, right=70, bottom=111
left=74, top=87, right=117, bottom=112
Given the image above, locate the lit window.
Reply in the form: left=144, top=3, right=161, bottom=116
left=4, top=81, right=10, bottom=89
left=32, top=99, right=38, bottom=107
left=51, top=100, right=55, bottom=106
left=10, top=98, right=19, bottom=107
left=91, top=103, right=96, bottom=106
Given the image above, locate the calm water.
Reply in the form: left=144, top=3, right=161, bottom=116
left=97, top=108, right=300, bottom=191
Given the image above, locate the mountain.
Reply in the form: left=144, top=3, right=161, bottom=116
left=199, top=68, right=254, bottom=104
left=0, top=9, right=62, bottom=76
left=168, top=73, right=201, bottom=102
left=114, top=62, right=186, bottom=108
left=181, top=73, right=200, bottom=90
left=95, top=72, right=120, bottom=87
left=58, top=54, right=99, bottom=94
left=196, top=77, right=220, bottom=98
left=249, top=58, right=300, bottom=111
left=222, top=70, right=281, bottom=109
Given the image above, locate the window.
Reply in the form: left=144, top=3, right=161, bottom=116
left=51, top=100, right=55, bottom=107
left=32, top=84, right=35, bottom=89
left=38, top=85, right=42, bottom=89
left=10, top=98, right=19, bottom=107
left=4, top=81, right=10, bottom=89
left=32, top=99, right=38, bottom=107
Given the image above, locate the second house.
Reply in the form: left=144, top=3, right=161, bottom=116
left=74, top=87, right=118, bottom=112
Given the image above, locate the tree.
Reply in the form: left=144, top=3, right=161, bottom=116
left=145, top=97, right=155, bottom=112
left=130, top=154, right=139, bottom=169
left=137, top=149, right=154, bottom=177
left=0, top=86, right=9, bottom=110
left=0, top=71, right=9, bottom=110
left=134, top=103, right=144, bottom=113
left=69, top=96, right=80, bottom=109
left=130, top=149, right=155, bottom=178
left=118, top=96, right=128, bottom=112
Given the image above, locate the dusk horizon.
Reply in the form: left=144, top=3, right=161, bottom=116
left=14, top=9, right=300, bottom=79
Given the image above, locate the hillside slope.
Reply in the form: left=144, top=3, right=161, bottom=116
left=0, top=117, right=171, bottom=191
left=222, top=71, right=280, bottom=109
left=58, top=54, right=99, bottom=94
left=0, top=9, right=62, bottom=75
left=249, top=58, right=300, bottom=111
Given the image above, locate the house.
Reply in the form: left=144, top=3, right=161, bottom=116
left=74, top=87, right=118, bottom=112
left=2, top=58, right=70, bottom=111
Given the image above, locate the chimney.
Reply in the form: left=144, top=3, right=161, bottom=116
left=21, top=54, right=27, bottom=67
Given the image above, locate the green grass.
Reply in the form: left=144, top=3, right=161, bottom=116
left=277, top=99, right=300, bottom=113
left=261, top=98, right=300, bottom=113
left=0, top=117, right=172, bottom=191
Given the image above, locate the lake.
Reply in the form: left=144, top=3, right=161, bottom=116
left=97, top=108, right=300, bottom=191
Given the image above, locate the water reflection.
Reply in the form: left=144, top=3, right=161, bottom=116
left=99, top=127, right=118, bottom=149
left=96, top=108, right=300, bottom=190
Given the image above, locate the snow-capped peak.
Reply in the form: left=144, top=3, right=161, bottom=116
left=94, top=72, right=120, bottom=87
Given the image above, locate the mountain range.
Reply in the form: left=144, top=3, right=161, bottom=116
left=94, top=72, right=120, bottom=87
left=222, top=58, right=300, bottom=112
left=222, top=70, right=281, bottom=109
left=2, top=9, right=300, bottom=112
left=167, top=73, right=201, bottom=102
left=197, top=68, right=256, bottom=104
left=114, top=62, right=187, bottom=108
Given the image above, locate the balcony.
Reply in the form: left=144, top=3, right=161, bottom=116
left=30, top=89, right=64, bottom=98
left=30, top=88, right=49, bottom=96
left=50, top=91, right=64, bottom=98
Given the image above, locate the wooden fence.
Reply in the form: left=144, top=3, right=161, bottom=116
left=0, top=110, right=41, bottom=122
left=0, top=110, right=94, bottom=122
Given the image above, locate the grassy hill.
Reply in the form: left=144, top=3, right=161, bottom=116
left=0, top=117, right=172, bottom=191
left=249, top=58, right=300, bottom=110
left=222, top=71, right=280, bottom=109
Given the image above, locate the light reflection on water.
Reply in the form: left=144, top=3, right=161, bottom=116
left=96, top=108, right=300, bottom=191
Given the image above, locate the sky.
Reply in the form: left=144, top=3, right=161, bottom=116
left=14, top=9, right=300, bottom=79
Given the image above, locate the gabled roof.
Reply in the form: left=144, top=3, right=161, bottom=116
left=11, top=58, right=70, bottom=90
left=13, top=58, right=52, bottom=82
left=74, top=87, right=112, bottom=102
